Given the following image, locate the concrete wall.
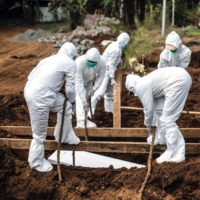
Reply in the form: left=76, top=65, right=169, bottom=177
left=38, top=7, right=68, bottom=22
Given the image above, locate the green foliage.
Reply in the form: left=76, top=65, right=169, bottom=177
left=126, top=27, right=152, bottom=58
left=187, top=29, right=200, bottom=37
left=101, top=0, right=120, bottom=18
left=105, top=22, right=126, bottom=35
left=35, top=21, right=71, bottom=33
left=170, top=0, right=191, bottom=27
left=143, top=3, right=170, bottom=30
left=9, top=2, right=21, bottom=10
left=124, top=26, right=168, bottom=69
left=49, top=0, right=89, bottom=29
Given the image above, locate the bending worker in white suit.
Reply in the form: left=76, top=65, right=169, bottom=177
left=149, top=31, right=192, bottom=146
left=125, top=67, right=192, bottom=164
left=24, top=42, right=80, bottom=172
left=89, top=32, right=130, bottom=116
left=75, top=48, right=106, bottom=128
left=158, top=31, right=191, bottom=69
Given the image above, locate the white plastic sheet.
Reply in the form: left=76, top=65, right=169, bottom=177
left=48, top=151, right=145, bottom=169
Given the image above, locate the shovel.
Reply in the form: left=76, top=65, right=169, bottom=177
left=84, top=95, right=93, bottom=141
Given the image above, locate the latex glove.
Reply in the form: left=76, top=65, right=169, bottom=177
left=147, top=126, right=152, bottom=136
left=110, top=79, right=118, bottom=86
left=83, top=101, right=89, bottom=111
left=72, top=104, right=76, bottom=114
left=90, top=89, right=95, bottom=97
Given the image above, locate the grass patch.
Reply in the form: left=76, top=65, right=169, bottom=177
left=187, top=29, right=200, bottom=37
left=35, top=21, right=71, bottom=33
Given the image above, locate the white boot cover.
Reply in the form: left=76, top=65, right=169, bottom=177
left=76, top=119, right=97, bottom=128
left=147, top=132, right=159, bottom=146
left=88, top=95, right=99, bottom=118
left=54, top=113, right=80, bottom=145
left=156, top=120, right=185, bottom=164
left=104, top=98, right=114, bottom=113
left=28, top=138, right=53, bottom=172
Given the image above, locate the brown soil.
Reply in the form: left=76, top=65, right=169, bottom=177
left=1, top=26, right=200, bottom=200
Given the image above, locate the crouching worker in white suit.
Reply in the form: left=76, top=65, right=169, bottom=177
left=89, top=32, right=130, bottom=116
left=75, top=48, right=106, bottom=128
left=24, top=42, right=80, bottom=172
left=125, top=67, right=192, bottom=164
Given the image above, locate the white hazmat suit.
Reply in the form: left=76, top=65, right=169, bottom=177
left=125, top=67, right=192, bottom=164
left=24, top=42, right=80, bottom=172
left=75, top=48, right=106, bottom=128
left=151, top=31, right=192, bottom=147
left=158, top=31, right=191, bottom=69
left=90, top=32, right=130, bottom=116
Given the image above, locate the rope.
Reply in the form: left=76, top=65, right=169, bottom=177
left=72, top=151, right=75, bottom=166
left=57, top=97, right=67, bottom=183
left=84, top=110, right=89, bottom=141
left=84, top=95, right=93, bottom=141
left=89, top=96, right=93, bottom=121
left=185, top=104, right=191, bottom=127
left=138, top=126, right=156, bottom=200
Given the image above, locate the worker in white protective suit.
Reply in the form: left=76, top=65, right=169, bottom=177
left=24, top=42, right=80, bottom=172
left=150, top=31, right=192, bottom=146
left=158, top=31, right=191, bottom=69
left=89, top=32, right=130, bottom=117
left=75, top=48, right=106, bottom=128
left=125, top=67, right=192, bottom=164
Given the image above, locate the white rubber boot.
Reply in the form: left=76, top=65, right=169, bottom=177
left=76, top=119, right=97, bottom=128
left=156, top=150, right=172, bottom=164
left=156, top=125, right=185, bottom=164
left=54, top=113, right=80, bottom=145
left=28, top=138, right=53, bottom=172
left=147, top=134, right=159, bottom=146
left=104, top=99, right=113, bottom=113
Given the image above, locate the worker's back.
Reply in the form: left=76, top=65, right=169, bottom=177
left=27, top=53, right=76, bottom=93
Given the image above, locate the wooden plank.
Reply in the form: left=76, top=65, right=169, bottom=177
left=121, top=106, right=200, bottom=115
left=0, top=138, right=200, bottom=154
left=113, top=68, right=121, bottom=128
left=1, top=126, right=200, bottom=138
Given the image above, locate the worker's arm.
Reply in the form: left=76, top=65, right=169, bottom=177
left=75, top=63, right=87, bottom=102
left=137, top=86, right=155, bottom=127
left=180, top=48, right=191, bottom=69
left=93, top=58, right=106, bottom=91
left=107, top=49, right=121, bottom=79
left=157, top=50, right=169, bottom=68
left=65, top=63, right=76, bottom=103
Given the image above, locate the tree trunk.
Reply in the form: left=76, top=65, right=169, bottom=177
left=124, top=0, right=136, bottom=29
left=138, top=0, right=146, bottom=22
left=22, top=0, right=38, bottom=25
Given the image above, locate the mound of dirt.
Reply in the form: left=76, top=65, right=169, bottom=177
left=11, top=28, right=54, bottom=41
left=1, top=145, right=200, bottom=200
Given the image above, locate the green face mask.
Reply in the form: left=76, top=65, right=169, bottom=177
left=86, top=60, right=97, bottom=67
left=170, top=49, right=177, bottom=53
left=123, top=43, right=129, bottom=49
